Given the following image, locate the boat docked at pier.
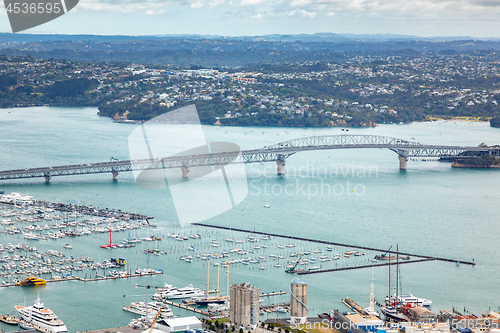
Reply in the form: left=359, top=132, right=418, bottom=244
left=0, top=314, right=17, bottom=325
left=380, top=305, right=409, bottom=322
left=15, top=295, right=68, bottom=332
left=160, top=284, right=204, bottom=299
left=386, top=294, right=432, bottom=307
left=18, top=275, right=46, bottom=286
left=122, top=301, right=173, bottom=318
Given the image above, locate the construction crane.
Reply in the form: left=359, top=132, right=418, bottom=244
left=374, top=246, right=393, bottom=260
left=285, top=254, right=303, bottom=273
left=148, top=308, right=162, bottom=333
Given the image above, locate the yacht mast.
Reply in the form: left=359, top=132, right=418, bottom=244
left=206, top=260, right=210, bottom=300
left=388, top=250, right=391, bottom=306
left=217, top=258, right=220, bottom=299
left=226, top=255, right=230, bottom=298
left=396, top=244, right=399, bottom=303
left=369, top=270, right=375, bottom=313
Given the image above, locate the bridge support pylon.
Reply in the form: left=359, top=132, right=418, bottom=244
left=277, top=160, right=286, bottom=176
left=112, top=171, right=119, bottom=181
left=398, top=156, right=408, bottom=170
left=44, top=174, right=51, bottom=183
left=181, top=166, right=190, bottom=178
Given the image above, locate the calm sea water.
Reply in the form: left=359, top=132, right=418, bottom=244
left=0, top=107, right=499, bottom=332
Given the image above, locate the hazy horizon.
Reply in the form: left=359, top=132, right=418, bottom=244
left=1, top=0, right=500, bottom=38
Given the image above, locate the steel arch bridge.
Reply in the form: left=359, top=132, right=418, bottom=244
left=0, top=135, right=498, bottom=182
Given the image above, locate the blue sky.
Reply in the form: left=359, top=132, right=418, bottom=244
left=1, top=0, right=500, bottom=37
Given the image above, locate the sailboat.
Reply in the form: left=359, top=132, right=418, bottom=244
left=380, top=245, right=408, bottom=322
left=100, top=226, right=119, bottom=249
left=385, top=245, right=432, bottom=308
left=364, top=270, right=379, bottom=317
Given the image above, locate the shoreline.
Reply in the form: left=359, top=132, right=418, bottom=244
left=3, top=105, right=497, bottom=128
left=451, top=161, right=500, bottom=168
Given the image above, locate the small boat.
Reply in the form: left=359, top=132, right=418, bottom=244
left=63, top=244, right=72, bottom=249
left=263, top=204, right=271, bottom=208
left=19, top=321, right=35, bottom=330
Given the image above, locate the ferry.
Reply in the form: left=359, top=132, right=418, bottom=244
left=18, top=275, right=46, bottom=286
left=386, top=294, right=432, bottom=307
left=15, top=295, right=68, bottom=332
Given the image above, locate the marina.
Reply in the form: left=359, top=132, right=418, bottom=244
left=0, top=107, right=499, bottom=332
left=192, top=224, right=476, bottom=267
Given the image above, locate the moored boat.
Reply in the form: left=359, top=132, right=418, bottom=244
left=18, top=275, right=46, bottom=286
left=15, top=295, right=68, bottom=332
left=0, top=314, right=18, bottom=325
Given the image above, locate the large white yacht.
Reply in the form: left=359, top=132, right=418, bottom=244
left=122, top=301, right=173, bottom=318
left=15, top=295, right=68, bottom=333
left=161, top=284, right=204, bottom=299
left=386, top=294, right=432, bottom=307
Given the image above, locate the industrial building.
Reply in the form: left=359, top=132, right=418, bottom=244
left=155, top=316, right=203, bottom=333
left=407, top=306, right=437, bottom=322
left=290, top=277, right=308, bottom=324
left=229, top=283, right=260, bottom=328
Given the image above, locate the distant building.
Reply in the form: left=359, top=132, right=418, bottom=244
left=407, top=306, right=437, bottom=322
left=229, top=283, right=260, bottom=328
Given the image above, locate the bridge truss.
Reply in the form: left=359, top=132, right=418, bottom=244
left=0, top=135, right=498, bottom=182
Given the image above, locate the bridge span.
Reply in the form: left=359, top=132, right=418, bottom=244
left=0, top=135, right=498, bottom=183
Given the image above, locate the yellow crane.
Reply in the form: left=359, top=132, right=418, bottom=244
left=148, top=308, right=162, bottom=333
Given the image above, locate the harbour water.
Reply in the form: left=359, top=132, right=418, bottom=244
left=0, top=106, right=499, bottom=332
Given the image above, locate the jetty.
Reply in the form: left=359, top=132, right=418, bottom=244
left=0, top=316, right=50, bottom=333
left=0, top=270, right=163, bottom=288
left=193, top=223, right=476, bottom=266
left=160, top=299, right=209, bottom=315
left=32, top=200, right=153, bottom=221
left=296, top=258, right=436, bottom=275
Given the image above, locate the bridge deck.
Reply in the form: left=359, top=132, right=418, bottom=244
left=0, top=135, right=498, bottom=181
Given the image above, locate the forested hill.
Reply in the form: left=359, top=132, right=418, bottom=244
left=1, top=33, right=500, bottom=67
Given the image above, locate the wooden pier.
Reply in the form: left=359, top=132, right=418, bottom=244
left=193, top=223, right=476, bottom=266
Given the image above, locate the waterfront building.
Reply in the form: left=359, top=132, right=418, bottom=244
left=290, top=277, right=308, bottom=324
left=229, top=283, right=260, bottom=328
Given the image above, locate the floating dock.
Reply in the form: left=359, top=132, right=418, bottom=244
left=0, top=270, right=163, bottom=288
left=297, top=258, right=436, bottom=275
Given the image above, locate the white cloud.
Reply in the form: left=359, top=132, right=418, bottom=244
left=79, top=0, right=167, bottom=14
left=289, top=9, right=316, bottom=18
left=190, top=1, right=204, bottom=8
left=290, top=0, right=312, bottom=7
left=251, top=13, right=264, bottom=19
left=241, top=0, right=266, bottom=6
left=146, top=8, right=165, bottom=15
left=208, top=0, right=226, bottom=7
